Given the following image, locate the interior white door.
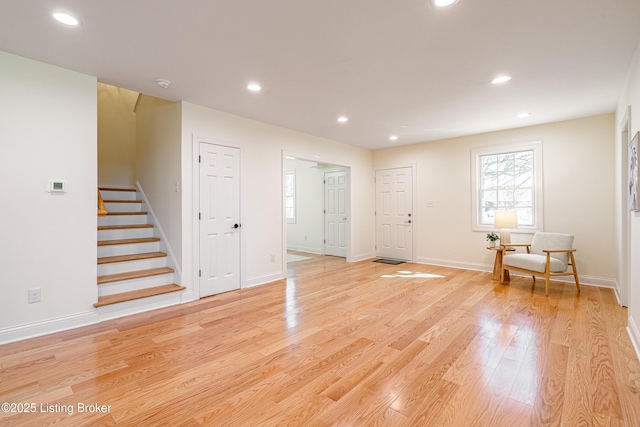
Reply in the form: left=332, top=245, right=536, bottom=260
left=199, top=142, right=241, bottom=297
left=324, top=170, right=347, bottom=257
left=375, top=167, right=413, bottom=261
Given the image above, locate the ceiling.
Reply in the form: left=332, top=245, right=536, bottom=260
left=2, top=0, right=640, bottom=150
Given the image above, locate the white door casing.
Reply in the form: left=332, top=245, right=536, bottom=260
left=375, top=167, right=413, bottom=261
left=199, top=142, right=241, bottom=297
left=324, top=170, right=347, bottom=257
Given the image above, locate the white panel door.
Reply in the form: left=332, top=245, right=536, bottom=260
left=375, top=167, right=413, bottom=261
left=199, top=142, right=240, bottom=297
left=324, top=170, right=347, bottom=257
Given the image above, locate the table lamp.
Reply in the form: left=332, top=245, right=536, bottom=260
left=494, top=210, right=517, bottom=245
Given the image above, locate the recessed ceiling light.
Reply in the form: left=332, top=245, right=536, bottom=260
left=491, top=75, right=512, bottom=85
left=156, top=79, right=171, bottom=89
left=517, top=112, right=532, bottom=118
left=247, top=83, right=262, bottom=92
left=337, top=116, right=348, bottom=123
left=432, top=0, right=458, bottom=7
left=53, top=12, right=80, bottom=26
left=389, top=135, right=399, bottom=141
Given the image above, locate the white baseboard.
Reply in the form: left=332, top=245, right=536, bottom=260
left=287, top=245, right=322, bottom=254
left=415, top=256, right=616, bottom=288
left=0, top=311, right=99, bottom=345
left=611, top=280, right=629, bottom=307
left=244, top=272, right=285, bottom=288
left=353, top=252, right=375, bottom=262
left=181, top=291, right=195, bottom=303
left=416, top=256, right=490, bottom=273
left=628, top=315, right=640, bottom=362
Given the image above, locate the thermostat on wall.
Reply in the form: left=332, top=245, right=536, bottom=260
left=48, top=180, right=67, bottom=193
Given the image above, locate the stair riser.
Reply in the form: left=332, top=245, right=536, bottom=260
left=104, top=202, right=142, bottom=213
left=98, top=257, right=167, bottom=275
left=99, top=190, right=137, bottom=200
left=98, top=241, right=160, bottom=258
left=98, top=228, right=154, bottom=240
left=96, top=292, right=183, bottom=322
left=98, top=215, right=148, bottom=226
left=99, top=273, right=175, bottom=296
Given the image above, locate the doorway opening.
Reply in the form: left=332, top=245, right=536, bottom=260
left=282, top=154, right=351, bottom=268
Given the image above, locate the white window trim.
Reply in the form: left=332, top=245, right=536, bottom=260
left=471, top=141, right=543, bottom=233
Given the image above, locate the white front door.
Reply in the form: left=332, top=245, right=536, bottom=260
left=199, top=142, right=241, bottom=297
left=375, top=167, right=413, bottom=261
left=324, top=170, right=347, bottom=257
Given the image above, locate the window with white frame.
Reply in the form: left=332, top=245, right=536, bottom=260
left=285, top=171, right=296, bottom=223
left=471, top=141, right=543, bottom=231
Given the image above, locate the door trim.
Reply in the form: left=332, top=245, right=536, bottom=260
left=192, top=136, right=243, bottom=298
left=618, top=107, right=631, bottom=307
left=373, top=163, right=417, bottom=263
left=282, top=150, right=352, bottom=273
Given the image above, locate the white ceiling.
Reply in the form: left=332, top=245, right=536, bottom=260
left=2, top=0, right=640, bottom=150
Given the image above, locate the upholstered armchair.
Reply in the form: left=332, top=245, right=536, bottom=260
left=501, top=232, right=580, bottom=296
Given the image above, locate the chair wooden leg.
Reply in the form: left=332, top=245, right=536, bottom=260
left=570, top=253, right=580, bottom=293
left=544, top=253, right=551, bottom=296
left=501, top=267, right=510, bottom=284
left=544, top=270, right=550, bottom=296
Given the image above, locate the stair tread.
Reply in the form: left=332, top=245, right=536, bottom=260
left=106, top=211, right=148, bottom=216
left=98, top=237, right=160, bottom=246
left=98, top=252, right=167, bottom=264
left=98, top=267, right=174, bottom=284
left=103, top=200, right=142, bottom=203
left=94, top=284, right=185, bottom=307
left=99, top=187, right=137, bottom=192
left=98, top=224, right=154, bottom=230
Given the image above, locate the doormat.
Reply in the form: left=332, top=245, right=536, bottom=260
left=373, top=259, right=404, bottom=265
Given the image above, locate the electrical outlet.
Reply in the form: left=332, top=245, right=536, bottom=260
left=270, top=254, right=275, bottom=262
left=28, top=288, right=41, bottom=303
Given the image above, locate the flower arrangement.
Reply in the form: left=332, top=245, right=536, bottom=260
left=486, top=232, right=499, bottom=246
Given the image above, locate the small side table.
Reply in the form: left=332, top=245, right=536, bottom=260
left=487, top=246, right=515, bottom=281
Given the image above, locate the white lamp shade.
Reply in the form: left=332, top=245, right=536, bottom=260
left=494, top=210, right=517, bottom=229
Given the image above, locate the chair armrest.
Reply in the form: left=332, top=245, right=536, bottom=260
left=542, top=249, right=576, bottom=253
left=502, top=243, right=530, bottom=252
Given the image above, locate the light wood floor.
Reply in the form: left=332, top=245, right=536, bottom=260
left=2, top=254, right=640, bottom=426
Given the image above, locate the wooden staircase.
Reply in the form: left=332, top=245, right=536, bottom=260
left=96, top=187, right=184, bottom=310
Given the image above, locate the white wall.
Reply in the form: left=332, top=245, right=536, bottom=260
left=0, top=52, right=98, bottom=343
left=373, top=114, right=616, bottom=285
left=181, top=102, right=374, bottom=294
left=616, top=40, right=640, bottom=356
left=136, top=95, right=183, bottom=270
left=285, top=158, right=325, bottom=254
left=98, top=83, right=138, bottom=187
